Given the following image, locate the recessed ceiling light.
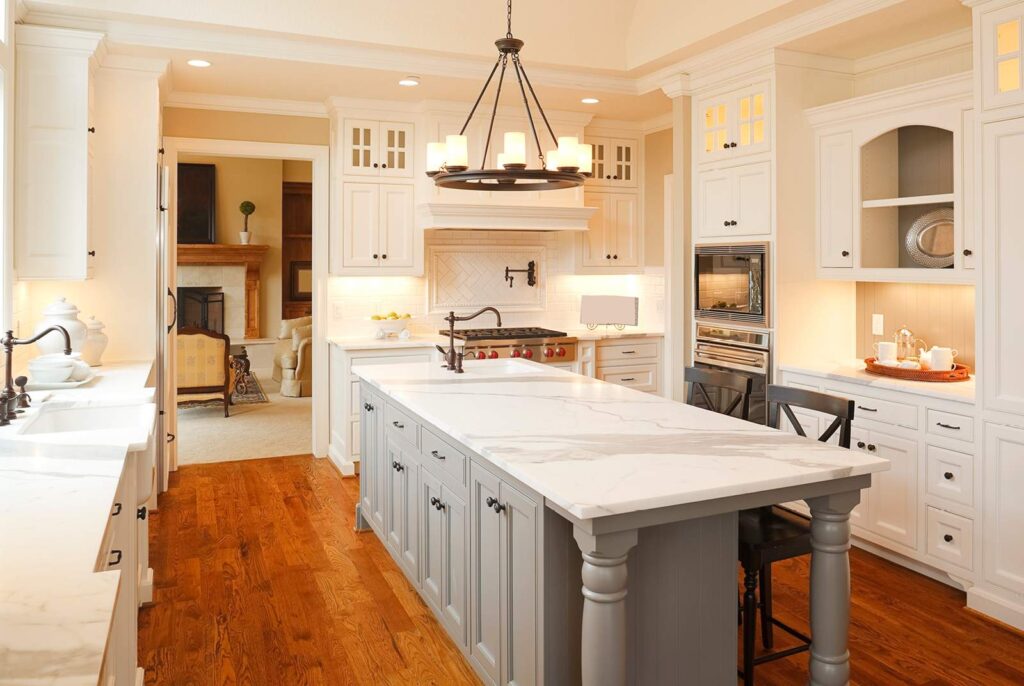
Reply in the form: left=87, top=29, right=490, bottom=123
left=398, top=76, right=420, bottom=87
left=581, top=97, right=600, bottom=105
left=187, top=59, right=211, bottom=68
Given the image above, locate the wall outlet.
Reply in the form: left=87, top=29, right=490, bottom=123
left=871, top=313, right=884, bottom=336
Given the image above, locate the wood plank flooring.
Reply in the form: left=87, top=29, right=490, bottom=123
left=139, top=455, right=1024, bottom=685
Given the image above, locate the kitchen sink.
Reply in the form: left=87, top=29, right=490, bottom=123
left=20, top=403, right=155, bottom=436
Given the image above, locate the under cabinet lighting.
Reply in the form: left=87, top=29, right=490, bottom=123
left=581, top=97, right=600, bottom=104
left=187, top=59, right=212, bottom=68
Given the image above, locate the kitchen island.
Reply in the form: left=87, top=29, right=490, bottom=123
left=353, top=359, right=888, bottom=686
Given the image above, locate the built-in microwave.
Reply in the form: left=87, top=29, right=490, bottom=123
left=694, top=242, right=769, bottom=327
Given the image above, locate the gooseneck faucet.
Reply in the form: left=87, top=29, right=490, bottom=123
left=0, top=326, right=72, bottom=424
left=437, top=307, right=502, bottom=373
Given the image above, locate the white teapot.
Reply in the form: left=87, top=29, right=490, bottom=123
left=919, top=346, right=958, bottom=372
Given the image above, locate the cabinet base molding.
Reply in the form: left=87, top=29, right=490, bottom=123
left=850, top=535, right=968, bottom=591
left=138, top=568, right=154, bottom=606
left=967, top=585, right=1024, bottom=632
left=327, top=445, right=358, bottom=477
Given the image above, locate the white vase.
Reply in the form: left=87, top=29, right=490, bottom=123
left=81, top=316, right=109, bottom=366
left=239, top=231, right=251, bottom=245
left=34, top=297, right=88, bottom=355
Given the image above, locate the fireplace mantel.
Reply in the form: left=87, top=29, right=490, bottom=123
left=177, top=244, right=269, bottom=338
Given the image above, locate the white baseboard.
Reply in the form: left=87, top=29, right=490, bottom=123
left=851, top=537, right=966, bottom=590
left=968, top=585, right=1024, bottom=632
left=328, top=444, right=358, bottom=476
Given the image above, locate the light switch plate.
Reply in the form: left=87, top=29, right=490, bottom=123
left=872, top=313, right=884, bottom=336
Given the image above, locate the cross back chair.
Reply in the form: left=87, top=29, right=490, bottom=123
left=684, top=366, right=753, bottom=420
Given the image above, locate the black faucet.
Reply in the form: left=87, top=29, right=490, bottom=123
left=436, top=307, right=502, bottom=373
left=0, top=326, right=72, bottom=424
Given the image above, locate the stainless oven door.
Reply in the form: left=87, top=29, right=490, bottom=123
left=692, top=341, right=770, bottom=425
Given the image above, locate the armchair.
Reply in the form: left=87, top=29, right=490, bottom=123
left=273, top=316, right=313, bottom=398
left=176, top=327, right=231, bottom=417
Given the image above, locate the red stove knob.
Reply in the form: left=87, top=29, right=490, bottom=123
left=476, top=351, right=486, bottom=360
left=512, top=349, right=522, bottom=358
left=555, top=347, right=567, bottom=357
left=523, top=349, right=534, bottom=359
left=544, top=348, right=555, bottom=358
left=489, top=351, right=499, bottom=359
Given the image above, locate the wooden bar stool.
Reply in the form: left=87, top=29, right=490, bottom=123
left=737, top=385, right=855, bottom=685
left=684, top=366, right=753, bottom=420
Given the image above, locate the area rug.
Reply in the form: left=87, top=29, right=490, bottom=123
left=178, top=372, right=269, bottom=410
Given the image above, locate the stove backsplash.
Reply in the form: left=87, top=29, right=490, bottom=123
left=326, top=230, right=665, bottom=339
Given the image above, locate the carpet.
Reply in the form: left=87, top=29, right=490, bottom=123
left=176, top=377, right=312, bottom=464
left=177, top=372, right=269, bottom=410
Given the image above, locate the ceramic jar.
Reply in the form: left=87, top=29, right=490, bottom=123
left=34, top=297, right=88, bottom=355
left=81, top=316, right=109, bottom=366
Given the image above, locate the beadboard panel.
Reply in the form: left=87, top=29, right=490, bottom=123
left=855, top=282, right=976, bottom=370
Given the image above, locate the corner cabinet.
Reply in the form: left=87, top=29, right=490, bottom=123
left=585, top=136, right=639, bottom=188
left=579, top=191, right=641, bottom=271
left=15, top=26, right=102, bottom=280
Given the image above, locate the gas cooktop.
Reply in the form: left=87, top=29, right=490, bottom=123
left=442, top=327, right=568, bottom=341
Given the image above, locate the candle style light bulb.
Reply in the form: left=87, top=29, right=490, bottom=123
left=577, top=143, right=593, bottom=175
left=445, top=134, right=468, bottom=169
left=504, top=131, right=526, bottom=167
left=557, top=136, right=579, bottom=169
left=426, top=142, right=446, bottom=172
left=545, top=149, right=560, bottom=171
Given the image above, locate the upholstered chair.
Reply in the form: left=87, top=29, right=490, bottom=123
left=176, top=327, right=231, bottom=417
left=273, top=316, right=313, bottom=398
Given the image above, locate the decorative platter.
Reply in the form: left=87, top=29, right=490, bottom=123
left=863, top=357, right=969, bottom=382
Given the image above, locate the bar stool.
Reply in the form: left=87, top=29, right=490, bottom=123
left=737, top=385, right=855, bottom=685
left=684, top=366, right=753, bottom=420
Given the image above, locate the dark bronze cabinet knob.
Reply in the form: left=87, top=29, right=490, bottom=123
left=867, top=444, right=877, bottom=452
left=943, top=534, right=954, bottom=543
left=857, top=441, right=866, bottom=449
left=373, top=163, right=379, bottom=168
left=373, top=253, right=379, bottom=259
left=963, top=249, right=973, bottom=256
left=944, top=471, right=954, bottom=480
left=841, top=250, right=850, bottom=257
left=381, top=254, right=387, bottom=260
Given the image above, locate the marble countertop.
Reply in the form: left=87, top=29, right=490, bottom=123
left=329, top=329, right=664, bottom=350
left=568, top=328, right=664, bottom=341
left=354, top=359, right=889, bottom=520
left=780, top=360, right=976, bottom=404
left=0, top=360, right=154, bottom=685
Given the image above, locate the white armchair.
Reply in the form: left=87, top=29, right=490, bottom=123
left=273, top=316, right=313, bottom=397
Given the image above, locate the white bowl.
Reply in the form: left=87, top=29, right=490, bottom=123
left=31, top=352, right=79, bottom=367
left=28, top=360, right=73, bottom=383
left=375, top=319, right=409, bottom=335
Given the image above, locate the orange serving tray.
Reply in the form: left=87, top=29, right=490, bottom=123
left=863, top=357, right=970, bottom=382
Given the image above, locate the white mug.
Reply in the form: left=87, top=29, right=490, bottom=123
left=928, top=346, right=958, bottom=372
left=873, top=341, right=898, bottom=362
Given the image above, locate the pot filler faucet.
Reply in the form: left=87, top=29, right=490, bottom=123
left=437, top=307, right=503, bottom=373
left=0, top=326, right=72, bottom=425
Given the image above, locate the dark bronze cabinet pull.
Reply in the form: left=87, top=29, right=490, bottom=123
left=485, top=496, right=506, bottom=514
left=430, top=496, right=444, bottom=511
left=620, top=377, right=636, bottom=382
left=392, top=421, right=404, bottom=429
left=137, top=506, right=147, bottom=520
left=857, top=405, right=877, bottom=413
left=111, top=502, right=122, bottom=516
left=943, top=472, right=954, bottom=480
left=937, top=422, right=960, bottom=431
left=621, top=350, right=636, bottom=355
left=108, top=549, right=122, bottom=566
left=430, top=450, right=445, bottom=460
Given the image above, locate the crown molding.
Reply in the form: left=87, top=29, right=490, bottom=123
left=805, top=71, right=972, bottom=127
left=165, top=91, right=329, bottom=118
left=852, top=27, right=972, bottom=76
left=15, top=23, right=104, bottom=51
left=659, top=74, right=690, bottom=98
left=99, top=52, right=169, bottom=76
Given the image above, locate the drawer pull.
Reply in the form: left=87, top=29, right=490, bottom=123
left=857, top=405, right=878, bottom=413
left=943, top=534, right=954, bottom=543
left=936, top=422, right=961, bottom=431
left=137, top=506, right=147, bottom=520
left=111, top=502, right=122, bottom=516
left=943, top=471, right=955, bottom=481
left=430, top=496, right=444, bottom=511
left=430, top=449, right=445, bottom=460
left=620, top=377, right=636, bottom=382
left=108, top=549, right=122, bottom=566
left=485, top=496, right=506, bottom=514
left=392, top=421, right=405, bottom=429
left=620, top=350, right=637, bottom=355
left=392, top=461, right=405, bottom=472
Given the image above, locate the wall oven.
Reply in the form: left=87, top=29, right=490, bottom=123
left=692, top=325, right=771, bottom=425
left=694, top=243, right=769, bottom=327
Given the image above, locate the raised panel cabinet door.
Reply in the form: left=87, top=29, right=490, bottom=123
left=469, top=464, right=503, bottom=685
left=385, top=438, right=405, bottom=560
left=420, top=468, right=445, bottom=613
left=499, top=480, right=538, bottom=686
left=378, top=184, right=415, bottom=268
left=400, top=459, right=420, bottom=582
left=609, top=193, right=640, bottom=267
left=359, top=389, right=377, bottom=532
left=342, top=183, right=380, bottom=268
left=818, top=131, right=855, bottom=268
left=848, top=427, right=872, bottom=529
left=343, top=118, right=380, bottom=176
left=697, top=168, right=733, bottom=239
left=733, top=161, right=772, bottom=235
left=983, top=423, right=1024, bottom=594
left=371, top=393, right=388, bottom=530
left=441, top=486, right=468, bottom=645
left=863, top=429, right=918, bottom=549
left=611, top=138, right=638, bottom=187
left=581, top=192, right=610, bottom=267
left=981, top=5, right=1024, bottom=111
left=378, top=121, right=415, bottom=178
left=983, top=118, right=1024, bottom=416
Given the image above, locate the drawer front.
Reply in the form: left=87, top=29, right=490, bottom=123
left=825, top=386, right=918, bottom=430
left=925, top=444, right=974, bottom=508
left=926, top=408, right=975, bottom=444
left=596, top=341, right=659, bottom=363
left=421, top=427, right=468, bottom=490
left=385, top=403, right=420, bottom=448
left=349, top=351, right=432, bottom=373
left=598, top=364, right=658, bottom=392
left=926, top=507, right=974, bottom=571
left=780, top=372, right=822, bottom=391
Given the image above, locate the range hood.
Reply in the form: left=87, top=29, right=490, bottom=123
left=417, top=202, right=595, bottom=232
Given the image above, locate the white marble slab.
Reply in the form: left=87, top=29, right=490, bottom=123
left=354, top=359, right=889, bottom=520
left=780, top=359, right=975, bottom=404
left=327, top=335, right=444, bottom=351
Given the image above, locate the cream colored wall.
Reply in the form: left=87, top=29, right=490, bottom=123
left=283, top=159, right=313, bottom=182
left=643, top=128, right=672, bottom=267
left=774, top=63, right=858, bottom=369
left=162, top=108, right=329, bottom=146
left=178, top=154, right=284, bottom=339
left=855, top=282, right=976, bottom=371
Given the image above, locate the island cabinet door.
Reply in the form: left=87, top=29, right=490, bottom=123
left=359, top=390, right=380, bottom=533
left=441, top=486, right=468, bottom=645
left=421, top=469, right=445, bottom=614
left=499, top=480, right=539, bottom=686
left=385, top=439, right=420, bottom=582
left=470, top=465, right=503, bottom=685
left=861, top=429, right=918, bottom=549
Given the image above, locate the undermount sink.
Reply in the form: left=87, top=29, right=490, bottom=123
left=20, top=403, right=155, bottom=436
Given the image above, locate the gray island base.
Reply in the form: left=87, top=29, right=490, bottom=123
left=352, top=359, right=886, bottom=686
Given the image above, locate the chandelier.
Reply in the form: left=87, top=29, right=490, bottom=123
left=425, top=0, right=592, bottom=191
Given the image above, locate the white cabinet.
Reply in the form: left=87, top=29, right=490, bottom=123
left=983, top=423, right=1024, bottom=595
left=580, top=192, right=640, bottom=269
left=585, top=136, right=638, bottom=188
left=594, top=336, right=663, bottom=395
left=855, top=429, right=919, bottom=549
left=696, top=161, right=771, bottom=240
left=338, top=182, right=415, bottom=272
left=697, top=81, right=771, bottom=165
left=14, top=26, right=101, bottom=280
left=817, top=131, right=855, bottom=268
left=342, top=118, right=415, bottom=177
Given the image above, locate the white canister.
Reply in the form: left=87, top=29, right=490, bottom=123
left=81, top=316, right=109, bottom=366
left=34, top=297, right=87, bottom=355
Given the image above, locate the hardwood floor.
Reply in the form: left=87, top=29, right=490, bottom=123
left=139, top=455, right=1024, bottom=685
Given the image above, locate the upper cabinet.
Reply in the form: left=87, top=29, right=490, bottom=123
left=15, top=26, right=102, bottom=280
left=579, top=192, right=640, bottom=271
left=697, top=80, right=771, bottom=165
left=807, top=75, right=973, bottom=283
left=696, top=161, right=772, bottom=241
left=979, top=2, right=1024, bottom=111
left=585, top=136, right=639, bottom=188
left=342, top=119, right=415, bottom=178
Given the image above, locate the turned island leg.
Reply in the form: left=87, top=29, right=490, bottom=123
left=573, top=527, right=638, bottom=686
left=805, top=490, right=861, bottom=686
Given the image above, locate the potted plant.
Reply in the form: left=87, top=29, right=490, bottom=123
left=238, top=200, right=256, bottom=244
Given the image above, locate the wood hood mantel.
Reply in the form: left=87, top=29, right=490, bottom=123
left=177, top=244, right=269, bottom=339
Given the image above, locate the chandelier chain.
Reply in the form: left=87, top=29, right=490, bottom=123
left=507, top=0, right=513, bottom=38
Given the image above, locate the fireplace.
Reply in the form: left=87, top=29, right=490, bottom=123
left=178, top=286, right=225, bottom=334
